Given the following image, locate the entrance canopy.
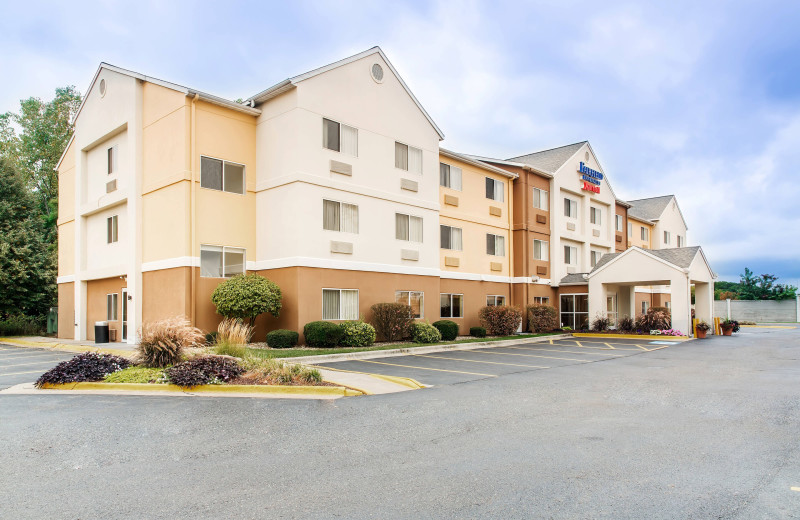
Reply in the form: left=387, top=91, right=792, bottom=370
left=587, top=246, right=716, bottom=336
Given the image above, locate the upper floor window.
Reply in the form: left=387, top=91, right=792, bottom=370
left=564, top=245, right=578, bottom=265
left=677, top=235, right=685, bottom=247
left=486, top=295, right=506, bottom=306
left=200, top=156, right=245, bottom=195
left=200, top=245, right=245, bottom=278
left=395, top=142, right=422, bottom=174
left=323, top=199, right=358, bottom=233
left=664, top=231, right=671, bottom=245
left=533, top=239, right=549, bottom=261
left=322, top=288, right=359, bottom=320
left=107, top=146, right=117, bottom=175
left=591, top=250, right=602, bottom=267
left=564, top=198, right=577, bottom=218
left=641, top=227, right=649, bottom=241
left=396, top=291, right=424, bottom=319
left=486, top=178, right=504, bottom=202
left=439, top=163, right=462, bottom=190
left=323, top=118, right=358, bottom=156
left=486, top=234, right=505, bottom=257
left=107, top=215, right=118, bottom=244
left=615, top=214, right=623, bottom=232
left=440, top=225, right=463, bottom=251
left=533, top=188, right=548, bottom=210
left=396, top=213, right=423, bottom=243
left=590, top=207, right=601, bottom=225
left=627, top=222, right=633, bottom=237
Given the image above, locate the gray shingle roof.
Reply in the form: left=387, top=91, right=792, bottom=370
left=559, top=273, right=589, bottom=284
left=627, top=195, right=674, bottom=222
left=590, top=246, right=702, bottom=274
left=507, top=141, right=587, bottom=175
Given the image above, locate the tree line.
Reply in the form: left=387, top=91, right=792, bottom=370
left=715, top=267, right=797, bottom=301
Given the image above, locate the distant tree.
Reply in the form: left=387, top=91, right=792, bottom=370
left=729, top=267, right=798, bottom=301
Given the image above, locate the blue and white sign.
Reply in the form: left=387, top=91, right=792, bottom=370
left=578, top=162, right=603, bottom=193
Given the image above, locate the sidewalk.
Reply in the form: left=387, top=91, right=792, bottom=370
left=0, top=336, right=136, bottom=356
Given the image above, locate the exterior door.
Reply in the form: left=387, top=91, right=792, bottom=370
left=121, top=289, right=128, bottom=341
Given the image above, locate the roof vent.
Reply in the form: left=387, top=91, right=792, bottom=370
left=99, top=79, right=107, bottom=97
left=585, top=151, right=589, bottom=162
left=371, top=63, right=384, bottom=83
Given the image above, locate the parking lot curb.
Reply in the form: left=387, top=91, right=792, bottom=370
left=0, top=337, right=136, bottom=358
left=38, top=381, right=363, bottom=397
left=572, top=333, right=693, bottom=341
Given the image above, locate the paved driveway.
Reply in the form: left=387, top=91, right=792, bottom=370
left=0, top=345, right=74, bottom=390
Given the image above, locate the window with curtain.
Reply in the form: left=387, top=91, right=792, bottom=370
left=107, top=215, right=118, bottom=244
left=486, top=234, right=505, bottom=256
left=322, top=289, right=359, bottom=320
left=323, top=199, right=358, bottom=233
left=533, top=239, right=548, bottom=261
left=396, top=213, right=423, bottom=242
left=533, top=188, right=548, bottom=210
left=440, top=225, right=462, bottom=250
left=486, top=295, right=506, bottom=306
left=200, top=156, right=245, bottom=194
left=107, top=146, right=117, bottom=175
left=485, top=177, right=504, bottom=201
left=677, top=235, right=684, bottom=247
left=323, top=118, right=358, bottom=156
left=396, top=142, right=422, bottom=174
left=439, top=163, right=462, bottom=190
left=664, top=231, right=671, bottom=244
left=534, top=296, right=549, bottom=304
left=615, top=214, right=623, bottom=232
left=628, top=222, right=633, bottom=236
left=564, top=198, right=577, bottom=218
left=590, top=207, right=601, bottom=225
left=641, top=227, right=649, bottom=241
left=395, top=291, right=424, bottom=318
left=440, top=293, right=464, bottom=318
left=106, top=293, right=118, bottom=321
left=200, top=245, right=245, bottom=278
left=564, top=245, right=577, bottom=265
left=591, top=250, right=602, bottom=267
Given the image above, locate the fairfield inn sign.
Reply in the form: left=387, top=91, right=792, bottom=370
left=578, top=162, right=602, bottom=193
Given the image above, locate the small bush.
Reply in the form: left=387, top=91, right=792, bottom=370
left=217, top=318, right=253, bottom=345
left=370, top=303, right=414, bottom=341
left=591, top=315, right=611, bottom=332
left=411, top=322, right=442, bottom=344
left=339, top=320, right=376, bottom=347
left=103, top=366, right=165, bottom=384
left=266, top=329, right=299, bottom=349
left=165, top=356, right=244, bottom=387
left=479, top=306, right=523, bottom=336
left=211, top=273, right=282, bottom=325
left=433, top=320, right=459, bottom=341
left=0, top=314, right=43, bottom=336
left=470, top=326, right=487, bottom=338
left=35, top=352, right=131, bottom=387
left=635, top=307, right=671, bottom=331
left=137, top=317, right=205, bottom=368
left=526, top=305, right=559, bottom=333
left=303, top=321, right=344, bottom=348
left=618, top=316, right=634, bottom=333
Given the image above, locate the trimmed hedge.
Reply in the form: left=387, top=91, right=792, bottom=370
left=432, top=320, right=459, bottom=341
left=469, top=326, right=487, bottom=338
left=266, top=329, right=299, bottom=349
left=526, top=304, right=558, bottom=333
left=370, top=302, right=414, bottom=341
left=411, top=322, right=442, bottom=344
left=303, top=321, right=344, bottom=348
left=479, top=305, right=523, bottom=336
left=339, top=320, right=376, bottom=347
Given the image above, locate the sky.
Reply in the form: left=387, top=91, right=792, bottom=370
left=1, top=0, right=798, bottom=288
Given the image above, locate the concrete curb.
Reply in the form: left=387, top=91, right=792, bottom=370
left=572, top=333, right=693, bottom=341
left=281, top=334, right=571, bottom=364
left=0, top=337, right=136, bottom=358
left=38, top=381, right=362, bottom=397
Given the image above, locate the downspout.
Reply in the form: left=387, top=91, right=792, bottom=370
left=522, top=167, right=531, bottom=307
left=190, top=93, right=199, bottom=325
left=508, top=175, right=514, bottom=310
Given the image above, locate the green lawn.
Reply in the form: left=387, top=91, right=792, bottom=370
left=247, top=332, right=562, bottom=359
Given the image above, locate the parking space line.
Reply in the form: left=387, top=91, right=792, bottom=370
left=632, top=344, right=651, bottom=351
left=0, top=353, right=65, bottom=362
left=470, top=348, right=590, bottom=363
left=549, top=341, right=640, bottom=351
left=513, top=347, right=626, bottom=357
left=0, top=360, right=63, bottom=369
left=357, top=359, right=496, bottom=377
left=604, top=342, right=616, bottom=349
left=0, top=369, right=47, bottom=377
left=412, top=353, right=549, bottom=369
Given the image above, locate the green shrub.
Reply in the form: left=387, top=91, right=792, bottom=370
left=35, top=352, right=131, bottom=387
left=165, top=356, right=243, bottom=387
left=211, top=274, right=282, bottom=326
left=103, top=366, right=165, bottom=383
left=526, top=304, right=559, bottom=333
left=479, top=305, right=523, bottom=336
left=433, top=320, right=459, bottom=341
left=303, top=321, right=344, bottom=348
left=469, top=326, right=487, bottom=338
left=136, top=317, right=205, bottom=368
left=204, top=331, right=218, bottom=345
left=411, top=322, right=442, bottom=344
left=266, top=329, right=299, bottom=349
left=370, top=302, right=414, bottom=341
left=339, top=320, right=376, bottom=347
left=0, top=314, right=43, bottom=336
left=591, top=315, right=611, bottom=332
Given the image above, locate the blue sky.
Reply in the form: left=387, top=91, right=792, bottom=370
left=2, top=0, right=798, bottom=287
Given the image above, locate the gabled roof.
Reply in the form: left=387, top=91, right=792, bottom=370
left=590, top=246, right=703, bottom=275
left=627, top=195, right=675, bottom=222
left=506, top=141, right=588, bottom=175
left=440, top=149, right=518, bottom=179
left=560, top=273, right=589, bottom=285
left=461, top=154, right=554, bottom=178
left=245, top=46, right=444, bottom=140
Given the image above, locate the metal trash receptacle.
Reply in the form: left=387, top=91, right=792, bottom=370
left=94, top=321, right=109, bottom=343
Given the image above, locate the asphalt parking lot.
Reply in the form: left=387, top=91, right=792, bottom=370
left=0, top=345, right=73, bottom=390
left=314, top=336, right=683, bottom=386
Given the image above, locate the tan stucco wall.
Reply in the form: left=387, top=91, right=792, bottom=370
left=615, top=203, right=628, bottom=253
left=58, top=222, right=75, bottom=276
left=142, top=267, right=191, bottom=325
left=86, top=277, right=127, bottom=341
left=57, top=283, right=75, bottom=339
left=628, top=219, right=653, bottom=249
left=439, top=278, right=513, bottom=334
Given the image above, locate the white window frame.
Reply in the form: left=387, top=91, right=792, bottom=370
left=677, top=235, right=684, bottom=247
left=564, top=245, right=578, bottom=265
left=590, top=206, right=601, bottom=225
left=664, top=231, right=671, bottom=245
left=439, top=163, right=462, bottom=190
left=200, top=244, right=246, bottom=278
left=322, top=288, right=359, bottom=321
left=627, top=222, right=633, bottom=237
left=395, top=141, right=422, bottom=174
left=641, top=227, right=649, bottom=241
left=107, top=215, right=118, bottom=244
left=106, top=293, right=118, bottom=321
left=396, top=213, right=423, bottom=243
left=591, top=250, right=602, bottom=267
left=560, top=293, right=589, bottom=330
left=642, top=301, right=649, bottom=314
left=200, top=155, right=246, bottom=195
left=323, top=118, right=358, bottom=157
left=532, top=188, right=548, bottom=210
left=107, top=145, right=117, bottom=175
left=486, top=233, right=505, bottom=257
left=564, top=197, right=577, bottom=219
left=486, top=177, right=505, bottom=202
left=395, top=290, right=424, bottom=319
left=440, top=293, right=464, bottom=318
left=615, top=214, right=623, bottom=232
left=322, top=199, right=359, bottom=234
left=533, top=239, right=549, bottom=261
left=486, top=295, right=506, bottom=306
left=440, top=225, right=463, bottom=251
left=534, top=296, right=550, bottom=305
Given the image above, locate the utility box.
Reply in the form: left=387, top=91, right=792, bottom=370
left=46, top=307, right=58, bottom=335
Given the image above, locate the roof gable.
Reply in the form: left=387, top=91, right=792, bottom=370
left=589, top=246, right=702, bottom=278
left=506, top=141, right=587, bottom=175
left=627, top=195, right=675, bottom=222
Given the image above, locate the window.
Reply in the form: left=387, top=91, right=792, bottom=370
left=485, top=178, right=504, bottom=202
left=396, top=213, right=423, bottom=242
left=200, top=245, right=245, bottom=278
left=560, top=294, right=588, bottom=330
left=322, top=199, right=358, bottom=233
left=322, top=289, right=359, bottom=320
left=395, top=142, right=422, bottom=174
left=607, top=295, right=617, bottom=326
left=396, top=291, right=424, bottom=318
left=677, top=235, right=685, bottom=247
left=200, top=156, right=245, bottom=195
left=564, top=245, right=577, bottom=265
left=627, top=222, right=633, bottom=237
left=107, top=215, right=118, bottom=243
left=564, top=197, right=577, bottom=218
left=590, top=207, right=601, bottom=225
left=615, top=214, right=623, bottom=232
left=641, top=301, right=649, bottom=314
left=107, top=146, right=116, bottom=175
left=440, top=225, right=463, bottom=250
left=439, top=163, right=462, bottom=190
left=440, top=293, right=464, bottom=318
left=486, top=234, right=505, bottom=256
left=534, top=296, right=549, bottom=305
left=323, top=118, right=358, bottom=156
left=486, top=295, right=506, bottom=306
left=666, top=301, right=671, bottom=310
left=591, top=250, right=602, bottom=267
left=106, top=293, right=118, bottom=321
left=533, top=188, right=548, bottom=210
left=664, top=231, right=671, bottom=245
left=533, top=239, right=549, bottom=261
left=641, top=227, right=649, bottom=241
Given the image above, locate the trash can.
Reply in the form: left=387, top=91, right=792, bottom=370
left=94, top=321, right=109, bottom=343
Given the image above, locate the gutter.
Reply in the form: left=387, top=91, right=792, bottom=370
left=190, top=93, right=199, bottom=325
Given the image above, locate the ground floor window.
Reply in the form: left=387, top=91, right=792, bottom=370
left=396, top=291, right=423, bottom=318
left=441, top=293, right=464, bottom=318
left=322, top=289, right=359, bottom=320
left=106, top=293, right=118, bottom=321
left=486, top=295, right=506, bottom=306
left=666, top=301, right=671, bottom=310
left=560, top=294, right=588, bottom=330
left=200, top=245, right=246, bottom=278
left=606, top=294, right=617, bottom=325
left=641, top=301, right=649, bottom=314
left=534, top=296, right=550, bottom=305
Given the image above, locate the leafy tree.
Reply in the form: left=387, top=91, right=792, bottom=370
left=0, top=158, right=56, bottom=318
left=715, top=268, right=797, bottom=300
left=210, top=274, right=282, bottom=326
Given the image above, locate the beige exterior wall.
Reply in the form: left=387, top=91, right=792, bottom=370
left=628, top=218, right=653, bottom=249
left=57, top=283, right=75, bottom=339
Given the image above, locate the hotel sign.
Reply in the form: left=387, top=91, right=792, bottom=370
left=578, top=162, right=602, bottom=194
